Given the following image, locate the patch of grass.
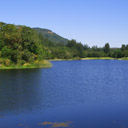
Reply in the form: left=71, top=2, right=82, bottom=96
left=118, top=57, right=128, bottom=60
left=81, top=57, right=114, bottom=60
left=50, top=57, right=114, bottom=61
left=50, top=57, right=128, bottom=61
left=0, top=60, right=52, bottom=69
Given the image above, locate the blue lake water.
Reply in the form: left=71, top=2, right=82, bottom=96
left=0, top=60, right=128, bottom=128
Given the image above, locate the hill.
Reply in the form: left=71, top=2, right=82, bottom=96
left=0, top=22, right=128, bottom=69
left=0, top=22, right=51, bottom=69
left=34, top=28, right=68, bottom=45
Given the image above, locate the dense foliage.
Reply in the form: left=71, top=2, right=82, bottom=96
left=34, top=26, right=128, bottom=60
left=0, top=22, right=128, bottom=68
left=0, top=22, right=46, bottom=66
left=41, top=38, right=128, bottom=60
left=34, top=28, right=68, bottom=45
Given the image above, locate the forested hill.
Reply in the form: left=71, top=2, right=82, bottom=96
left=34, top=28, right=68, bottom=45
left=0, top=22, right=51, bottom=68
left=0, top=22, right=128, bottom=69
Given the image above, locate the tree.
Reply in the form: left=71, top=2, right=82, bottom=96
left=121, top=44, right=126, bottom=51
left=66, top=40, right=76, bottom=48
left=111, top=49, right=122, bottom=58
left=104, top=43, right=110, bottom=54
left=83, top=44, right=90, bottom=50
left=0, top=22, right=46, bottom=65
left=92, top=45, right=98, bottom=51
left=126, top=45, right=128, bottom=50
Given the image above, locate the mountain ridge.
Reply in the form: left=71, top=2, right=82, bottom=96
left=33, top=28, right=68, bottom=45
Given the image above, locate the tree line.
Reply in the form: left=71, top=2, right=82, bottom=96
left=43, top=39, right=128, bottom=60
left=0, top=22, right=128, bottom=67
left=0, top=22, right=45, bottom=66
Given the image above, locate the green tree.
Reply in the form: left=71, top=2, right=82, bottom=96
left=67, top=40, right=76, bottom=48
left=104, top=43, right=110, bottom=54
left=121, top=44, right=126, bottom=51
left=125, top=45, right=128, bottom=50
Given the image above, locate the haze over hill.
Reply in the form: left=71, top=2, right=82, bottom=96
left=34, top=28, right=68, bottom=45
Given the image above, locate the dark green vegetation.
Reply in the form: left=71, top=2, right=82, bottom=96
left=34, top=27, right=128, bottom=60
left=0, top=22, right=51, bottom=68
left=0, top=22, right=128, bottom=69
left=40, top=38, right=128, bottom=60
left=34, top=28, right=68, bottom=45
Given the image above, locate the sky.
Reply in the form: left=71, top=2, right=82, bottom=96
left=0, top=0, right=128, bottom=47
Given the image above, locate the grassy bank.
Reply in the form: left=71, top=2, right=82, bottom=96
left=50, top=57, right=128, bottom=61
left=1, top=57, right=128, bottom=69
left=82, top=57, right=128, bottom=60
left=0, top=60, right=52, bottom=69
left=49, top=57, right=114, bottom=61
left=118, top=57, right=128, bottom=60
left=81, top=57, right=114, bottom=60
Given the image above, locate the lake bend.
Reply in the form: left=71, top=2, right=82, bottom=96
left=0, top=60, right=128, bottom=128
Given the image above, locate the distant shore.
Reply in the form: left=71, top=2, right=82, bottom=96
left=49, top=57, right=128, bottom=61
left=83, top=57, right=128, bottom=60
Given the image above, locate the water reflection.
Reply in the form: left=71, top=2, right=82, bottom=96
left=0, top=69, right=44, bottom=113
left=38, top=121, right=72, bottom=127
left=0, top=60, right=128, bottom=128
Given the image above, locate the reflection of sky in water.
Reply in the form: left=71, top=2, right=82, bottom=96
left=0, top=60, right=128, bottom=128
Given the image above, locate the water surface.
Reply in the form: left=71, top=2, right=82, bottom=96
left=0, top=60, right=128, bottom=128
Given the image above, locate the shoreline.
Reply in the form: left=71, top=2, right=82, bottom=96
left=49, top=57, right=128, bottom=61
left=0, top=60, right=52, bottom=70
left=1, top=57, right=128, bottom=69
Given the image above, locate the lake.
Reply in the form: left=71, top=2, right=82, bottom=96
left=0, top=60, right=128, bottom=128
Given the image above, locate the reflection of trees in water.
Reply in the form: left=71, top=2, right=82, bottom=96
left=39, top=121, right=72, bottom=127
left=0, top=69, right=43, bottom=113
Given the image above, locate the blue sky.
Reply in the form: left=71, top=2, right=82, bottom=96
left=0, top=0, right=128, bottom=47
